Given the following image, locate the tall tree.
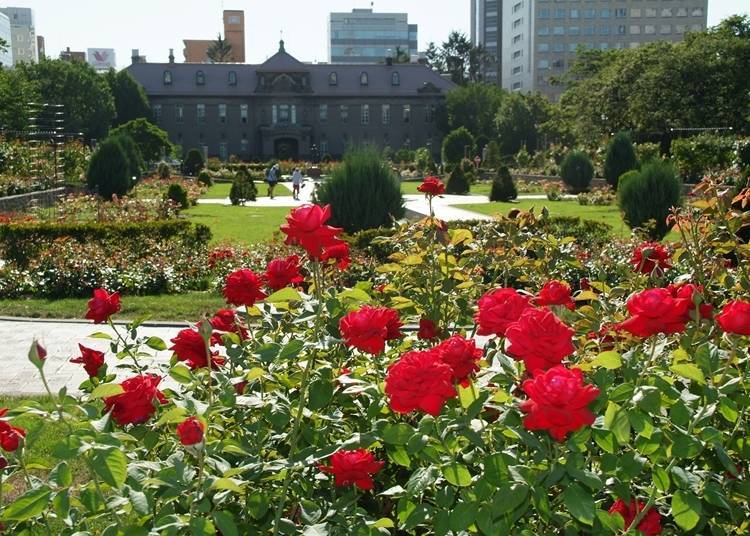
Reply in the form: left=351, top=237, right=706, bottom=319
left=424, top=42, right=441, bottom=69
left=445, top=83, right=506, bottom=138
left=468, top=44, right=495, bottom=83
left=441, top=31, right=473, bottom=85
left=495, top=92, right=552, bottom=156
left=109, top=118, right=173, bottom=163
left=394, top=46, right=410, bottom=64
left=207, top=34, right=233, bottom=63
left=105, top=69, right=152, bottom=128
left=0, top=68, right=39, bottom=131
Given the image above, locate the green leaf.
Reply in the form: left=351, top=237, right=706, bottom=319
left=604, top=401, right=630, bottom=445
left=89, top=384, right=124, bottom=400
left=458, top=381, right=479, bottom=409
left=212, top=511, right=239, bottom=536
left=169, top=363, right=194, bottom=384
left=53, top=489, right=71, bottom=522
left=88, top=332, right=113, bottom=340
left=670, top=364, right=705, bottom=385
left=653, top=466, right=670, bottom=492
left=387, top=446, right=411, bottom=468
left=591, top=351, right=622, bottom=370
left=307, top=379, right=333, bottom=410
left=563, top=484, right=595, bottom=525
left=246, top=491, right=269, bottom=520
left=50, top=461, right=73, bottom=488
left=483, top=452, right=509, bottom=486
left=442, top=463, right=472, bottom=487
left=92, top=448, right=128, bottom=489
left=156, top=406, right=188, bottom=426
left=596, top=510, right=625, bottom=532
left=371, top=518, right=395, bottom=528
left=337, top=288, right=371, bottom=303
left=266, top=287, right=302, bottom=303
left=383, top=423, right=415, bottom=445
left=672, top=490, right=702, bottom=531
left=406, top=466, right=438, bottom=496
left=189, top=517, right=216, bottom=535
left=245, top=367, right=265, bottom=382
left=1, top=486, right=52, bottom=521
left=212, top=478, right=245, bottom=494
left=449, top=501, right=478, bottom=532
left=145, top=336, right=167, bottom=351
left=279, top=339, right=304, bottom=360
left=672, top=433, right=703, bottom=459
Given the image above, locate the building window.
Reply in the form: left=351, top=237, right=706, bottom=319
left=660, top=24, right=671, bottom=34
left=569, top=26, right=580, bottom=35
left=360, top=72, right=369, bottom=86
left=196, top=71, right=205, bottom=85
left=584, top=9, right=595, bottom=18
left=219, top=143, right=228, bottom=161
left=273, top=104, right=296, bottom=124
left=644, top=25, right=656, bottom=35
left=513, top=2, right=523, bottom=13
left=391, top=71, right=400, bottom=86
left=382, top=104, right=391, bottom=125
left=554, top=9, right=565, bottom=19
left=645, top=8, right=657, bottom=17
left=538, top=59, right=550, bottom=70
left=241, top=137, right=249, bottom=154
left=163, top=70, right=172, bottom=85
left=218, top=104, right=227, bottom=124
left=403, top=104, right=410, bottom=123
left=228, top=71, right=237, bottom=85
left=512, top=65, right=523, bottom=74
left=675, top=24, right=686, bottom=34
left=615, top=8, right=627, bottom=18
left=340, top=105, right=349, bottom=123
left=240, top=104, right=248, bottom=124
left=512, top=81, right=522, bottom=90
left=599, top=25, right=611, bottom=35
left=538, top=43, right=550, bottom=52
left=361, top=104, right=370, bottom=125
left=553, top=26, right=564, bottom=35
left=552, top=43, right=564, bottom=52
left=329, top=72, right=338, bottom=86
left=153, top=104, right=162, bottom=122
left=538, top=9, right=550, bottom=19
left=513, top=18, right=523, bottom=28
left=630, top=25, right=641, bottom=34
left=631, top=8, right=641, bottom=18
left=320, top=138, right=328, bottom=155
left=513, top=50, right=523, bottom=58
left=691, top=7, right=704, bottom=17
left=676, top=8, right=687, bottom=17
left=661, top=8, right=673, bottom=17
left=538, top=26, right=550, bottom=36
left=196, top=104, right=206, bottom=124
left=570, top=9, right=579, bottom=18
left=513, top=34, right=523, bottom=43
left=175, top=104, right=184, bottom=123
left=319, top=104, right=328, bottom=123
left=425, top=104, right=435, bottom=123
left=600, top=8, right=611, bottom=18
left=617, top=25, right=627, bottom=35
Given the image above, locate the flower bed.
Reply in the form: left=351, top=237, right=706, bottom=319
left=0, top=175, right=749, bottom=533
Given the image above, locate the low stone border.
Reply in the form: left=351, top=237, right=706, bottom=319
left=0, top=186, right=80, bottom=212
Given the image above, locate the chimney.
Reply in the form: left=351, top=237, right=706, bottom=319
left=169, top=48, right=175, bottom=64
left=131, top=49, right=140, bottom=64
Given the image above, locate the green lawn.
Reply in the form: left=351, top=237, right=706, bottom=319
left=202, top=182, right=292, bottom=199
left=0, top=291, right=226, bottom=321
left=459, top=200, right=630, bottom=237
left=184, top=204, right=289, bottom=245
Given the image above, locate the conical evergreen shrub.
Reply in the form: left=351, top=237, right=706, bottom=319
left=229, top=168, right=257, bottom=205
left=604, top=132, right=639, bottom=189
left=490, top=165, right=517, bottom=201
left=618, top=160, right=682, bottom=240
left=446, top=164, right=470, bottom=195
left=182, top=148, right=204, bottom=176
left=86, top=138, right=131, bottom=200
left=560, top=151, right=594, bottom=193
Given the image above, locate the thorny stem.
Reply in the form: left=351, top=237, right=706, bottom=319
left=108, top=318, right=144, bottom=373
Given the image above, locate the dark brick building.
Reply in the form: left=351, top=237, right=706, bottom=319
left=127, top=41, right=455, bottom=161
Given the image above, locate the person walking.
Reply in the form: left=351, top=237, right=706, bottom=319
left=266, top=163, right=279, bottom=199
left=291, top=167, right=302, bottom=200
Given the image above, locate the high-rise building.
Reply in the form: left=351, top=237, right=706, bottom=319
left=329, top=8, right=418, bottom=64
left=36, top=35, right=45, bottom=59
left=471, top=0, right=708, bottom=101
left=0, top=12, right=12, bottom=67
left=184, top=9, right=245, bottom=63
left=0, top=7, right=37, bottom=65
left=60, top=47, right=86, bottom=62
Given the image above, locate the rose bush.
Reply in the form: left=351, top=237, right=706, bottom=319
left=1, top=184, right=750, bottom=534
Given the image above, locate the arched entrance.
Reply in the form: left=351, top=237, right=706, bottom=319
left=274, top=138, right=299, bottom=160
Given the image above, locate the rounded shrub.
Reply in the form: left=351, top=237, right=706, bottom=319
left=441, top=127, right=475, bottom=166
left=86, top=138, right=132, bottom=200
left=618, top=160, right=682, bottom=240
left=183, top=148, right=205, bottom=176
left=110, top=134, right=143, bottom=182
left=313, top=147, right=404, bottom=233
left=157, top=162, right=171, bottom=180
left=490, top=165, right=518, bottom=202
left=446, top=164, right=470, bottom=195
left=560, top=150, right=594, bottom=193
left=604, top=132, right=639, bottom=189
left=197, top=170, right=213, bottom=187
left=229, top=168, right=257, bottom=206
left=166, top=183, right=189, bottom=209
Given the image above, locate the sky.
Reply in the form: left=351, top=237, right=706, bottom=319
left=2, top=0, right=747, bottom=69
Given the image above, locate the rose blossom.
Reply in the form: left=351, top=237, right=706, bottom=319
left=70, top=344, right=105, bottom=378
left=103, top=374, right=167, bottom=426
left=631, top=242, right=672, bottom=274
left=417, top=318, right=441, bottom=340
left=0, top=408, right=26, bottom=452
left=608, top=499, right=663, bottom=536
left=716, top=300, right=750, bottom=335
left=223, top=269, right=267, bottom=307
left=519, top=366, right=600, bottom=441
left=339, top=306, right=403, bottom=355
left=170, top=329, right=225, bottom=370
left=436, top=335, right=483, bottom=385
left=618, top=288, right=690, bottom=337
left=505, top=308, right=576, bottom=372
left=385, top=349, right=457, bottom=416
left=668, top=283, right=713, bottom=321
left=176, top=417, right=205, bottom=446
left=417, top=176, right=446, bottom=196
left=535, top=280, right=575, bottom=310
left=208, top=309, right=248, bottom=344
left=475, top=288, right=532, bottom=337
left=321, top=242, right=351, bottom=270
left=318, top=449, right=385, bottom=490
left=264, top=255, right=303, bottom=291
left=85, top=288, right=121, bottom=323
left=280, top=204, right=344, bottom=259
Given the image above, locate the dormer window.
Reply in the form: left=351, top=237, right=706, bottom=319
left=391, top=71, right=400, bottom=86
left=360, top=72, right=369, bottom=86
left=228, top=71, right=237, bottom=86
left=163, top=70, right=172, bottom=86
left=329, top=72, right=338, bottom=86
left=196, top=71, right=205, bottom=86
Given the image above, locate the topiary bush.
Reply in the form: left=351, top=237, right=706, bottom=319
left=604, top=132, right=639, bottom=189
left=442, top=127, right=475, bottom=166
left=197, top=170, right=213, bottom=187
left=229, top=168, right=257, bottom=206
left=166, top=182, right=189, bottom=209
left=86, top=138, right=132, bottom=200
left=110, top=134, right=144, bottom=183
left=183, top=148, right=205, bottom=177
left=560, top=150, right=594, bottom=193
left=313, top=147, right=404, bottom=233
left=618, top=160, right=682, bottom=239
left=157, top=162, right=171, bottom=180
left=446, top=163, right=470, bottom=195
left=490, top=165, right=517, bottom=202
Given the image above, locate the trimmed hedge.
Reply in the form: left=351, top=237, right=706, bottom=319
left=0, top=220, right=211, bottom=267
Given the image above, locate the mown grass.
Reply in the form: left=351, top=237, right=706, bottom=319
left=184, top=204, right=289, bottom=246
left=201, top=182, right=292, bottom=199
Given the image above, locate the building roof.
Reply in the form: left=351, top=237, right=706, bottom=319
left=127, top=42, right=455, bottom=98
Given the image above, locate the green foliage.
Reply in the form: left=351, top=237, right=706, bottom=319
left=635, top=142, right=661, bottom=164
left=313, top=147, right=404, bottom=232
left=393, top=148, right=415, bottom=164
left=166, top=183, right=189, bottom=209
left=484, top=140, right=502, bottom=169
left=157, top=162, right=171, bottom=180
left=495, top=92, right=551, bottom=156
left=104, top=69, right=152, bottom=127
left=560, top=151, right=595, bottom=193
left=604, top=132, right=639, bottom=189
left=229, top=169, right=257, bottom=205
left=414, top=147, right=436, bottom=173
left=490, top=165, right=517, bottom=201
left=197, top=170, right=213, bottom=187
left=442, top=127, right=475, bottom=165
left=86, top=138, right=131, bottom=200
left=109, top=134, right=143, bottom=181
left=109, top=118, right=172, bottom=163
left=671, top=133, right=736, bottom=183
left=446, top=163, right=470, bottom=194
left=618, top=160, right=682, bottom=239
left=0, top=67, right=38, bottom=132
left=183, top=148, right=205, bottom=176
left=445, top=83, right=505, bottom=138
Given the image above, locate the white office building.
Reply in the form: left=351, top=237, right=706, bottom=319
left=329, top=8, right=418, bottom=64
left=0, top=6, right=37, bottom=66
left=0, top=12, right=12, bottom=67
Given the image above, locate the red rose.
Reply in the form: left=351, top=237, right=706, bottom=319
left=70, top=344, right=105, bottom=377
left=535, top=280, right=575, bottom=310
left=234, top=381, right=248, bottom=394
left=85, top=288, right=121, bottom=324
left=103, top=374, right=168, bottom=426
left=436, top=335, right=483, bottom=385
left=339, top=306, right=403, bottom=355
left=505, top=308, right=576, bottom=372
left=385, top=350, right=457, bottom=415
left=170, top=329, right=225, bottom=370
left=669, top=283, right=713, bottom=321
left=519, top=366, right=600, bottom=441
left=223, top=269, right=267, bottom=307
left=0, top=456, right=7, bottom=470
left=280, top=204, right=344, bottom=259
left=608, top=499, right=663, bottom=536
left=619, top=288, right=689, bottom=337
left=475, top=288, right=532, bottom=337
left=716, top=300, right=750, bottom=335
left=208, top=247, right=235, bottom=269
left=176, top=416, right=205, bottom=446
left=417, top=318, right=441, bottom=340
left=0, top=408, right=26, bottom=452
left=418, top=176, right=446, bottom=196
left=631, top=242, right=672, bottom=274
left=208, top=309, right=248, bottom=344
left=265, top=255, right=303, bottom=291
left=318, top=449, right=385, bottom=490
left=321, top=242, right=351, bottom=270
